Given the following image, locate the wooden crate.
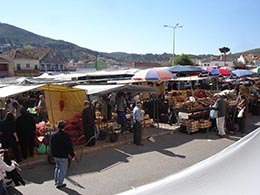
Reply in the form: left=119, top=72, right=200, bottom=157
left=199, top=120, right=212, bottom=129
left=186, top=121, right=199, bottom=133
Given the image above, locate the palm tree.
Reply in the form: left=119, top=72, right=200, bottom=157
left=219, top=47, right=230, bottom=66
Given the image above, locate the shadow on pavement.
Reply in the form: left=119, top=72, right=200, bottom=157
left=16, top=114, right=260, bottom=187
left=66, top=176, right=85, bottom=189
left=8, top=186, right=23, bottom=195
left=59, top=186, right=82, bottom=195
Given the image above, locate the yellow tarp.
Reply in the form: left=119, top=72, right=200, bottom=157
left=38, top=84, right=86, bottom=127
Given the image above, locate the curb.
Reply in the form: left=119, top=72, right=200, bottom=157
left=20, top=126, right=179, bottom=168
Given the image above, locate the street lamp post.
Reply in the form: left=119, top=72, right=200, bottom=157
left=164, top=23, right=183, bottom=66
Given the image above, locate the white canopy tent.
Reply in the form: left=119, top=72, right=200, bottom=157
left=73, top=84, right=157, bottom=95
left=172, top=75, right=210, bottom=81
left=0, top=84, right=44, bottom=98
left=117, top=128, right=260, bottom=195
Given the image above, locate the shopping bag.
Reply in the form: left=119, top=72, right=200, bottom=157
left=37, top=143, right=47, bottom=154
left=210, top=109, right=218, bottom=119
left=237, top=108, right=244, bottom=118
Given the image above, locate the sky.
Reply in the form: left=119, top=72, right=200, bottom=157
left=1, top=0, right=260, bottom=55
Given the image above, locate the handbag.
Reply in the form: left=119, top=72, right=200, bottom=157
left=237, top=108, right=245, bottom=118
left=210, top=109, right=218, bottom=119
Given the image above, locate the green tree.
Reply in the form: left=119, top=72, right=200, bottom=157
left=219, top=47, right=230, bottom=66
left=174, top=54, right=194, bottom=65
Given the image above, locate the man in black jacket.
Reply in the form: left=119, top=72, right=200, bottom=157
left=50, top=121, right=75, bottom=189
left=16, top=108, right=36, bottom=159
left=82, top=100, right=96, bottom=146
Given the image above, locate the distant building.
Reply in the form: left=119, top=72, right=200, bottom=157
left=255, top=56, right=260, bottom=66
left=200, top=55, right=233, bottom=67
left=210, top=55, right=233, bottom=67
left=0, top=56, right=12, bottom=77
left=0, top=48, right=65, bottom=77
left=200, top=59, right=211, bottom=67
left=237, top=54, right=260, bottom=66
left=65, top=61, right=77, bottom=71
left=39, top=49, right=64, bottom=72
left=131, top=62, right=162, bottom=69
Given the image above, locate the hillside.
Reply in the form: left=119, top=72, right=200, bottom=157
left=0, top=22, right=97, bottom=61
left=99, top=52, right=172, bottom=63
left=0, top=22, right=259, bottom=64
left=230, top=48, right=260, bottom=58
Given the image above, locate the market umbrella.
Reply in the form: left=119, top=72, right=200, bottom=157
left=219, top=66, right=234, bottom=71
left=251, top=67, right=260, bottom=75
left=209, top=68, right=231, bottom=76
left=231, top=69, right=257, bottom=78
left=167, top=65, right=207, bottom=76
left=132, top=68, right=174, bottom=81
left=206, top=67, right=214, bottom=73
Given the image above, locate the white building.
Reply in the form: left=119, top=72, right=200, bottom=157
left=237, top=54, right=260, bottom=66
left=210, top=56, right=233, bottom=67
left=200, top=55, right=233, bottom=67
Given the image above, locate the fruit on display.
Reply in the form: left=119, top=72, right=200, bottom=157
left=193, top=89, right=209, bottom=98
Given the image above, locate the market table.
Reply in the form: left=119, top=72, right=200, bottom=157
left=179, top=108, right=211, bottom=137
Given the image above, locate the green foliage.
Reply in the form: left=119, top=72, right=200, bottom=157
left=174, top=54, right=194, bottom=65
left=219, top=47, right=231, bottom=65
left=96, top=60, right=107, bottom=70
left=23, top=42, right=34, bottom=49
left=219, top=47, right=230, bottom=54
left=87, top=60, right=108, bottom=70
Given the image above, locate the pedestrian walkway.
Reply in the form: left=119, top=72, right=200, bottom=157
left=19, top=113, right=260, bottom=168
left=19, top=123, right=180, bottom=168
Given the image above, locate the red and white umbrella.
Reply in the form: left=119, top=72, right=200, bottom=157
left=132, top=68, right=174, bottom=81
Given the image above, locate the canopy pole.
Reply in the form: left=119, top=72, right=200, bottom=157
left=47, top=84, right=55, bottom=129
left=157, top=96, right=159, bottom=128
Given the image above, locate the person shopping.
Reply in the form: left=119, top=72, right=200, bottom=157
left=212, top=94, right=228, bottom=138
left=133, top=101, right=144, bottom=146
left=237, top=94, right=248, bottom=134
left=0, top=112, right=22, bottom=162
left=50, top=121, right=75, bottom=189
left=82, top=100, right=96, bottom=146
left=16, top=108, right=36, bottom=159
left=0, top=148, right=16, bottom=195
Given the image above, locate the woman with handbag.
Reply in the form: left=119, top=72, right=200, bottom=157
left=237, top=95, right=248, bottom=134
left=212, top=94, right=228, bottom=138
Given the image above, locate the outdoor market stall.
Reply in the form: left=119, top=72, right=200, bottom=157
left=37, top=84, right=87, bottom=126
left=0, top=84, right=44, bottom=119
left=73, top=84, right=158, bottom=140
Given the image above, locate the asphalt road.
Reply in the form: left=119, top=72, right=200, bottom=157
left=8, top=114, right=260, bottom=195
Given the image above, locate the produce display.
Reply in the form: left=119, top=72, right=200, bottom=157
left=193, top=89, right=210, bottom=98
left=167, top=89, right=212, bottom=111
left=31, top=109, right=153, bottom=146
left=196, top=97, right=213, bottom=107
left=182, top=101, right=204, bottom=112
left=63, top=113, right=85, bottom=145
left=35, top=121, right=50, bottom=147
